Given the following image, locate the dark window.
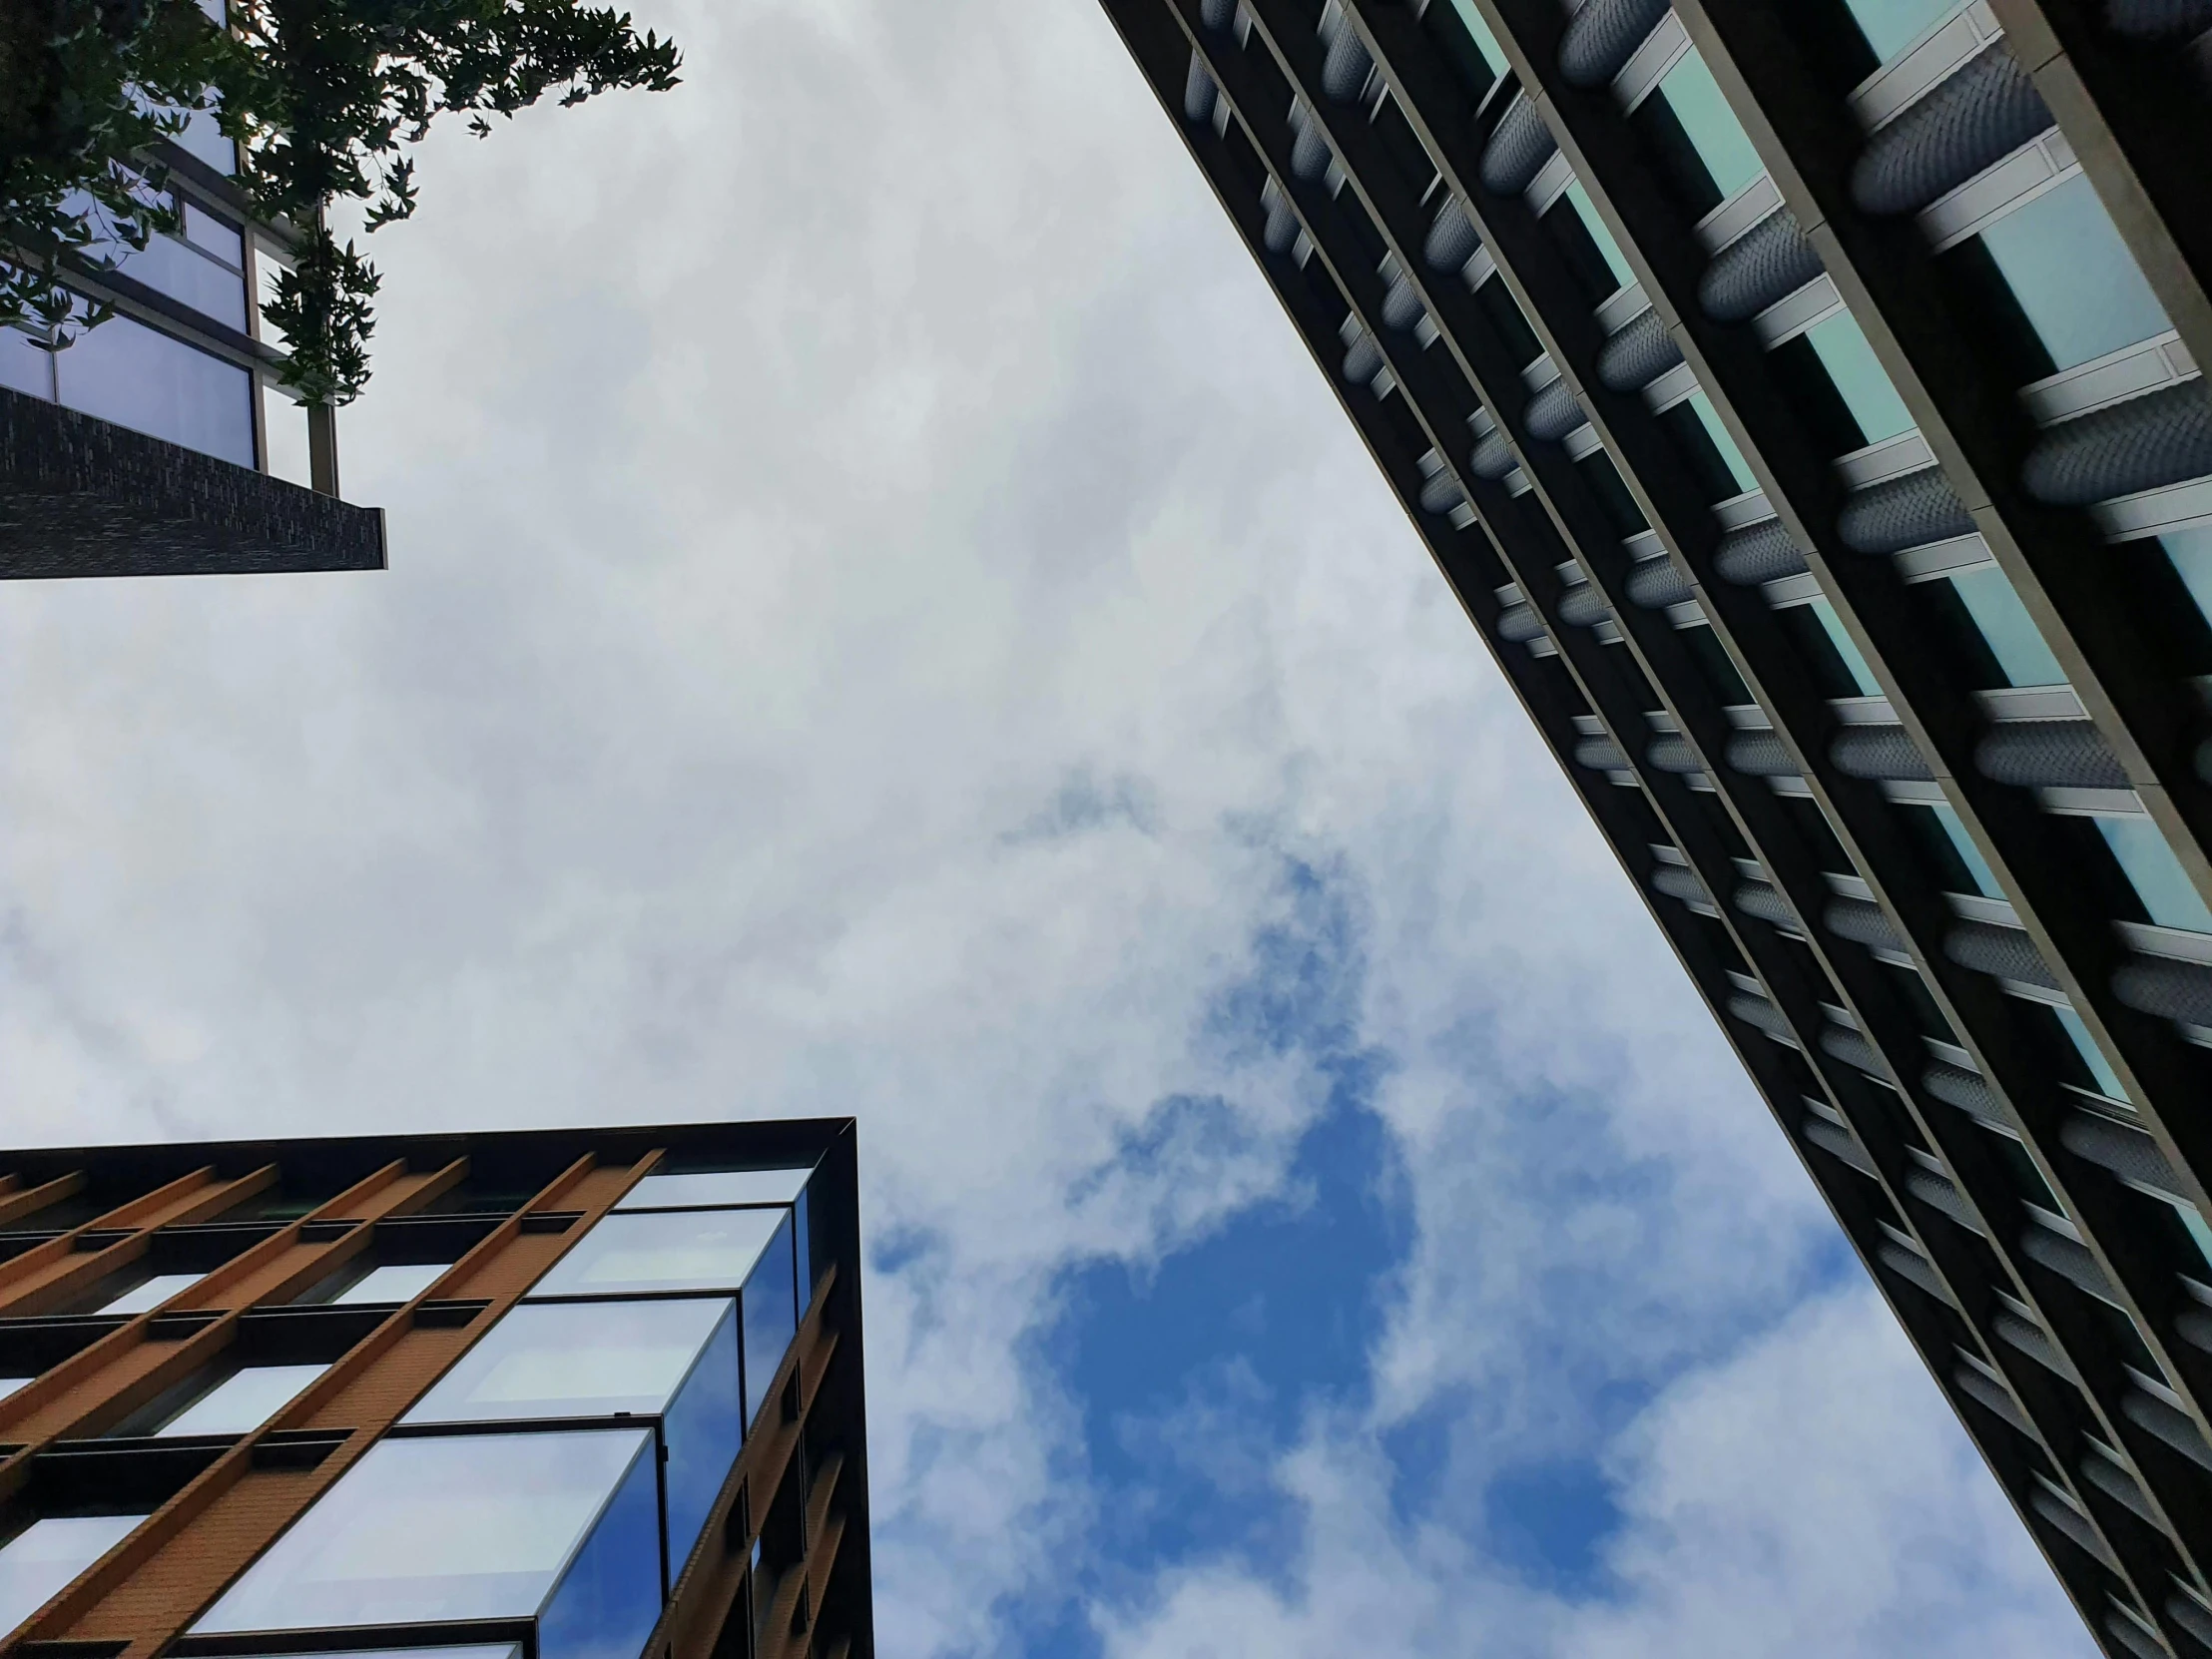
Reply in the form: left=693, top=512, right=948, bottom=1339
left=1781, top=795, right=1854, bottom=875
left=1472, top=271, right=1542, bottom=369
left=1421, top=0, right=1499, bottom=106
left=1540, top=198, right=1621, bottom=304
left=1774, top=603, right=1866, bottom=700
left=1369, top=91, right=1437, bottom=198
left=1913, top=579, right=2010, bottom=690
left=1984, top=1132, right=2059, bottom=1214
left=1933, top=237, right=2057, bottom=385
left=1626, top=91, right=1723, bottom=220
left=1882, top=960, right=1955, bottom=1043
left=1894, top=803, right=1981, bottom=896
left=1679, top=624, right=1755, bottom=707
left=1654, top=399, right=1743, bottom=504
left=1576, top=452, right=1649, bottom=538
left=1767, top=334, right=1868, bottom=458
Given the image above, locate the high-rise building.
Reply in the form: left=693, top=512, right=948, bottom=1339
left=1, top=12, right=385, bottom=582
left=1098, top=0, right=2212, bottom=1649
left=0, top=1118, right=869, bottom=1659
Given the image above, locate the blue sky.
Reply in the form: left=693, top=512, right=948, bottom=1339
left=0, top=1, right=2099, bottom=1656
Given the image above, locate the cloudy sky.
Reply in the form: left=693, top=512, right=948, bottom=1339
left=0, top=0, right=2098, bottom=1654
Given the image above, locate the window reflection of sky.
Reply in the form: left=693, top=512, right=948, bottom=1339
left=616, top=1168, right=814, bottom=1211
left=531, top=1208, right=785, bottom=1298
left=191, top=1427, right=655, bottom=1633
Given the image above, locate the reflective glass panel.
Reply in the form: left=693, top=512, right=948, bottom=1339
left=742, top=1211, right=797, bottom=1428
left=1687, top=391, right=1756, bottom=495
left=533, top=1208, right=785, bottom=1299
left=539, top=1434, right=664, bottom=1659
left=1443, top=0, right=1506, bottom=74
left=1804, top=311, right=1913, bottom=447
left=2161, top=526, right=2212, bottom=632
left=794, top=1187, right=813, bottom=1310
left=192, top=1427, right=654, bottom=1633
left=1657, top=48, right=1765, bottom=204
left=97, top=1272, right=203, bottom=1316
left=406, top=1298, right=734, bottom=1424
left=52, top=314, right=254, bottom=467
left=332, top=1262, right=448, bottom=1306
left=249, top=1648, right=516, bottom=1659
left=2053, top=1004, right=2130, bottom=1101
left=1562, top=182, right=1633, bottom=293
left=0, top=1515, right=140, bottom=1635
left=1844, top=0, right=1961, bottom=62
left=1809, top=598, right=1883, bottom=697
left=1979, top=176, right=2169, bottom=373
left=158, top=1364, right=326, bottom=1436
left=0, top=1381, right=28, bottom=1403
left=1931, top=803, right=2002, bottom=898
left=617, top=1169, right=813, bottom=1212
left=2097, top=818, right=2212, bottom=933
left=1944, top=566, right=2065, bottom=688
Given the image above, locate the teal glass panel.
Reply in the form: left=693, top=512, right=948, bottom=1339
left=1932, top=803, right=2002, bottom=898
left=1444, top=0, right=1507, bottom=74
left=1944, top=565, right=2066, bottom=688
left=1843, top=0, right=1963, bottom=62
left=2160, top=525, right=2212, bottom=631
left=1979, top=176, right=2169, bottom=372
left=1656, top=49, right=1765, bottom=203
left=1809, top=598, right=1883, bottom=696
left=1687, top=391, right=1756, bottom=495
left=1803, top=311, right=1914, bottom=446
left=1562, top=182, right=1634, bottom=292
left=2052, top=1004, right=2130, bottom=1101
left=2097, top=818, right=2212, bottom=933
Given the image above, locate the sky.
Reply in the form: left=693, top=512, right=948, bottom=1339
left=0, top=0, right=2100, bottom=1655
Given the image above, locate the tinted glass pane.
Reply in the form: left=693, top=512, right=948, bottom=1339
left=538, top=1439, right=664, bottom=1659
left=2162, top=526, right=2212, bottom=632
left=793, top=1187, right=813, bottom=1310
left=192, top=1427, right=652, bottom=1632
left=1809, top=598, right=1883, bottom=696
left=1931, top=803, right=2002, bottom=897
left=742, top=1212, right=797, bottom=1428
left=1656, top=49, right=1765, bottom=204
left=332, top=1262, right=447, bottom=1306
left=2097, top=818, right=2212, bottom=933
left=534, top=1208, right=785, bottom=1300
left=52, top=314, right=254, bottom=467
left=160, top=1364, right=325, bottom=1436
left=1443, top=0, right=1506, bottom=74
left=97, top=1272, right=203, bottom=1316
left=0, top=1515, right=140, bottom=1635
left=1844, top=0, right=1961, bottom=62
left=406, top=1297, right=735, bottom=1423
left=1562, top=183, right=1633, bottom=293
left=2053, top=1004, right=2129, bottom=1100
left=662, top=1308, right=742, bottom=1566
left=1979, top=176, right=2169, bottom=372
left=1944, top=565, right=2065, bottom=687
left=1803, top=311, right=1913, bottom=446
left=616, top=1170, right=813, bottom=1212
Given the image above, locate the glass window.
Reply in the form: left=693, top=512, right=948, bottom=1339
left=1844, top=0, right=1963, bottom=62
left=0, top=1381, right=30, bottom=1403
left=158, top=1364, right=326, bottom=1437
left=52, top=313, right=254, bottom=468
left=191, top=1427, right=659, bottom=1640
left=2052, top=1004, right=2130, bottom=1101
left=181, top=203, right=244, bottom=267
left=793, top=1187, right=813, bottom=1312
left=1930, top=803, right=2002, bottom=898
left=96, top=1272, right=204, bottom=1316
left=2096, top=818, right=2212, bottom=934
left=742, top=1212, right=798, bottom=1429
left=404, top=1299, right=741, bottom=1569
left=331, top=1263, right=449, bottom=1306
left=616, top=1169, right=813, bottom=1213
left=1978, top=176, right=2169, bottom=374
left=1802, top=311, right=1913, bottom=447
left=2161, top=526, right=2212, bottom=633
left=1809, top=599, right=1884, bottom=697
left=532, top=1208, right=786, bottom=1301
left=1561, top=182, right=1634, bottom=294
left=0, top=1515, right=141, bottom=1635
left=1654, top=48, right=1766, bottom=206
left=1944, top=566, right=2066, bottom=688
left=1443, top=0, right=1507, bottom=75
left=1687, top=391, right=1756, bottom=496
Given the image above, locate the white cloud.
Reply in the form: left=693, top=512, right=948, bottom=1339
left=0, top=1, right=2092, bottom=1656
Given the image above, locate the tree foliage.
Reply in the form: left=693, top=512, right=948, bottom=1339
left=1, top=0, right=679, bottom=406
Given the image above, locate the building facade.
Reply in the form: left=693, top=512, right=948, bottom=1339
left=0, top=1118, right=868, bottom=1659
left=1097, top=0, right=2212, bottom=1651
left=1, top=0, right=385, bottom=579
